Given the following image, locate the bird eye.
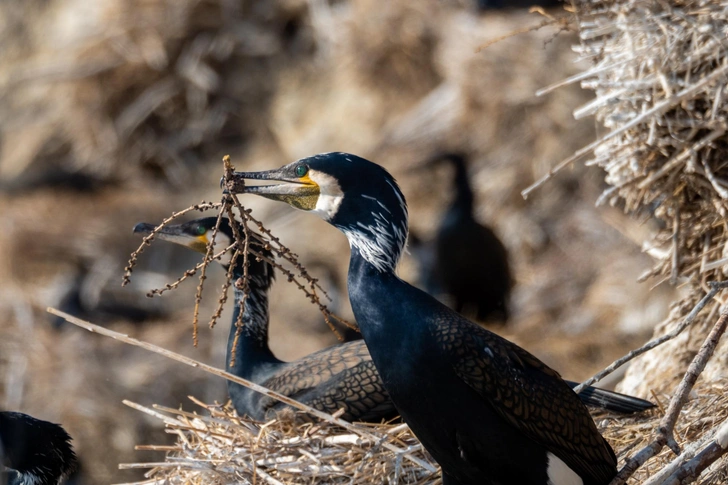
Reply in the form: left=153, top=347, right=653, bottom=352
left=196, top=226, right=207, bottom=236
left=295, top=164, right=308, bottom=177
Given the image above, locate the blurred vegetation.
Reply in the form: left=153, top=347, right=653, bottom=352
left=0, top=0, right=675, bottom=483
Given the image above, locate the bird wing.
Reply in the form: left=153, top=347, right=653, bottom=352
left=259, top=341, right=394, bottom=421
left=430, top=311, right=617, bottom=484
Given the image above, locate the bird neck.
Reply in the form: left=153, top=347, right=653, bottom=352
left=450, top=159, right=474, bottom=216
left=338, top=215, right=407, bottom=274
left=346, top=249, right=417, bottom=334
left=226, top=271, right=278, bottom=376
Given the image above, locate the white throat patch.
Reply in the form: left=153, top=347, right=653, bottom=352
left=546, top=452, right=583, bottom=485
left=309, top=170, right=343, bottom=221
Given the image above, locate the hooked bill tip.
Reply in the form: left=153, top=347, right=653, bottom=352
left=221, top=172, right=248, bottom=194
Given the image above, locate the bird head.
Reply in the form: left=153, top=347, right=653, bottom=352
left=224, top=152, right=409, bottom=272
left=0, top=412, right=77, bottom=485
left=133, top=217, right=274, bottom=287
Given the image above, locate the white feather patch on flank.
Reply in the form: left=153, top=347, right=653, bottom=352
left=546, top=453, right=583, bottom=485
left=309, top=170, right=343, bottom=221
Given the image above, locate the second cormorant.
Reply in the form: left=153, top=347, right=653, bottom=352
left=423, top=152, right=512, bottom=322
left=133, top=217, right=394, bottom=422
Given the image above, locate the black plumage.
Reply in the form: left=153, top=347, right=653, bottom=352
left=475, top=0, right=561, bottom=10
left=50, top=262, right=167, bottom=329
left=425, top=152, right=512, bottom=323
left=0, top=411, right=77, bottom=485
left=226, top=152, right=625, bottom=485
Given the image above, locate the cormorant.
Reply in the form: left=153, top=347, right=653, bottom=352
left=424, top=152, right=512, bottom=323
left=225, top=152, right=621, bottom=485
left=133, top=217, right=652, bottom=424
left=49, top=261, right=167, bottom=329
left=0, top=411, right=77, bottom=485
left=0, top=167, right=114, bottom=195
left=132, top=217, right=394, bottom=422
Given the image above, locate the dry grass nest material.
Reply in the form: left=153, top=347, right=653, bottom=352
left=121, top=381, right=728, bottom=485
left=538, top=0, right=728, bottom=289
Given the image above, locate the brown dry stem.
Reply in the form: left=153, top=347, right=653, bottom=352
left=47, top=307, right=437, bottom=474
left=572, top=281, right=728, bottom=395
left=125, top=155, right=352, bottom=347
left=609, top=302, right=728, bottom=485
left=122, top=201, right=222, bottom=286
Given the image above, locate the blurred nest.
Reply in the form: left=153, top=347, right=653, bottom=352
left=123, top=380, right=728, bottom=485
left=524, top=0, right=728, bottom=394
left=545, top=0, right=728, bottom=288
left=0, top=0, right=312, bottom=186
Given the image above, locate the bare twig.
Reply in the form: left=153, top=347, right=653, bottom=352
left=48, top=307, right=437, bottom=473
left=609, top=302, right=728, bottom=485
left=522, top=62, right=728, bottom=199
left=573, top=281, right=728, bottom=395
left=122, top=201, right=221, bottom=286
left=661, top=417, right=728, bottom=485
left=658, top=304, right=728, bottom=453
left=127, top=155, right=352, bottom=346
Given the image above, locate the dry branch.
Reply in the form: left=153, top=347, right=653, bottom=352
left=123, top=160, right=355, bottom=348
left=572, top=281, right=728, bottom=395
left=47, top=307, right=437, bottom=474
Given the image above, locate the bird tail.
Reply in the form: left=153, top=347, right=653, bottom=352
left=565, top=380, right=655, bottom=414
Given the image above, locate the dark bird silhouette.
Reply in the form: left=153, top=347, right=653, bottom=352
left=134, top=218, right=653, bottom=423
left=475, top=0, right=561, bottom=11
left=225, top=152, right=629, bottom=485
left=132, top=217, right=394, bottom=422
left=49, top=261, right=167, bottom=329
left=423, top=152, right=512, bottom=323
left=0, top=411, right=77, bottom=485
left=0, top=167, right=114, bottom=195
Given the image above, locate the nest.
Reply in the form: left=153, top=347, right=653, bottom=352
left=533, top=0, right=728, bottom=287
left=522, top=0, right=728, bottom=395
left=595, top=380, right=728, bottom=485
left=117, top=380, right=727, bottom=485
left=122, top=400, right=437, bottom=485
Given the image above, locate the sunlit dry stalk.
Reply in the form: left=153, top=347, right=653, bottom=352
left=189, top=201, right=229, bottom=346
left=125, top=155, right=354, bottom=349
left=220, top=156, right=355, bottom=339
left=144, top=244, right=234, bottom=297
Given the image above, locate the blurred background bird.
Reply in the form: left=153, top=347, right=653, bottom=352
left=413, top=152, right=512, bottom=324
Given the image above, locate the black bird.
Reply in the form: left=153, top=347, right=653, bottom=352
left=226, top=153, right=622, bottom=485
left=49, top=261, right=167, bottom=329
left=424, top=152, right=512, bottom=323
left=133, top=217, right=652, bottom=425
left=0, top=411, right=77, bottom=485
left=475, top=0, right=561, bottom=10
left=0, top=167, right=114, bottom=195
left=133, top=217, right=394, bottom=422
